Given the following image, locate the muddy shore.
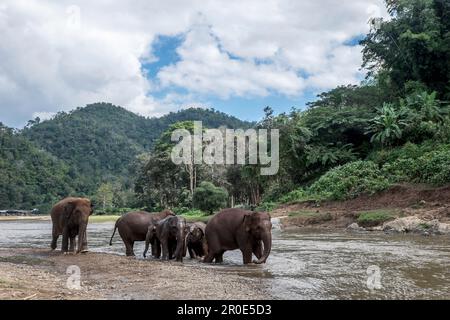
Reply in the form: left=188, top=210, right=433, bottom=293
left=272, top=184, right=450, bottom=232
left=0, top=248, right=268, bottom=300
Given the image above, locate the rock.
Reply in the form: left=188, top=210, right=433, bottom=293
left=367, top=225, right=383, bottom=231
left=347, top=222, right=365, bottom=231
left=382, top=216, right=450, bottom=235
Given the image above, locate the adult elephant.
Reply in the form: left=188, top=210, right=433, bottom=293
left=144, top=215, right=187, bottom=262
left=50, top=197, right=94, bottom=254
left=184, top=222, right=208, bottom=259
left=109, top=209, right=174, bottom=256
left=203, top=208, right=272, bottom=264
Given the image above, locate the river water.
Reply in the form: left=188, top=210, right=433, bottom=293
left=0, top=220, right=449, bottom=299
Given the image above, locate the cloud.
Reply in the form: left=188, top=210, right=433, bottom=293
left=0, top=0, right=388, bottom=127
left=157, top=22, right=305, bottom=98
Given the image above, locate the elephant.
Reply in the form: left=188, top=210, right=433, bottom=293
left=50, top=197, right=94, bottom=254
left=109, top=209, right=174, bottom=256
left=184, top=222, right=208, bottom=259
left=203, top=208, right=272, bottom=264
left=144, top=215, right=187, bottom=262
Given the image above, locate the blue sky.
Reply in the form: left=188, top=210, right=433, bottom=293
left=0, top=1, right=388, bottom=127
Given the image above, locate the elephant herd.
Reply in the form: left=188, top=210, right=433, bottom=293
left=50, top=197, right=272, bottom=264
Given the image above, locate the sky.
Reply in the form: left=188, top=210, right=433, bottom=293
left=0, top=0, right=389, bottom=128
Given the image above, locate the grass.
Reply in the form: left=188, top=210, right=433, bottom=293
left=357, top=209, right=397, bottom=227
left=89, top=215, right=121, bottom=223
left=0, top=216, right=50, bottom=221
left=287, top=210, right=333, bottom=222
left=180, top=209, right=212, bottom=223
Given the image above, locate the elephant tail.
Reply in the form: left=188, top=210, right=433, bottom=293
left=109, top=218, right=120, bottom=245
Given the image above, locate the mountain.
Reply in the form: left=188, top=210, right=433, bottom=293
left=0, top=123, right=78, bottom=211
left=21, top=103, right=253, bottom=197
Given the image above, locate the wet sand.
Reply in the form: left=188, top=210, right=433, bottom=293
left=0, top=248, right=268, bottom=300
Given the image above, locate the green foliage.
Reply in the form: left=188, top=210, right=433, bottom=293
left=0, top=124, right=78, bottom=212
left=357, top=210, right=396, bottom=227
left=377, top=142, right=450, bottom=185
left=181, top=209, right=207, bottom=216
left=308, top=161, right=390, bottom=201
left=180, top=209, right=210, bottom=223
left=193, top=181, right=228, bottom=214
left=362, top=0, right=450, bottom=99
left=22, top=103, right=252, bottom=198
left=416, top=149, right=450, bottom=185
left=255, top=202, right=279, bottom=212
left=369, top=103, right=408, bottom=146
left=279, top=188, right=311, bottom=203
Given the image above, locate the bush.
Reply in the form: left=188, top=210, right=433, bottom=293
left=357, top=210, right=395, bottom=227
left=193, top=181, right=228, bottom=214
left=256, top=202, right=278, bottom=212
left=418, top=150, right=450, bottom=185
left=378, top=143, right=450, bottom=185
left=308, top=161, right=390, bottom=201
left=381, top=158, right=420, bottom=183
left=181, top=209, right=207, bottom=216
left=279, top=188, right=312, bottom=203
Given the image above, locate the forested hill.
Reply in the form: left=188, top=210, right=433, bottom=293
left=0, top=123, right=77, bottom=210
left=20, top=103, right=252, bottom=199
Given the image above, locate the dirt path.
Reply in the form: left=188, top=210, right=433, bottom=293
left=0, top=248, right=269, bottom=300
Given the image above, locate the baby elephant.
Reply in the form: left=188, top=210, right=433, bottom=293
left=184, top=222, right=208, bottom=259
left=144, top=215, right=187, bottom=262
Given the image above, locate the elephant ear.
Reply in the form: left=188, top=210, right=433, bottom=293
left=198, top=225, right=205, bottom=238
left=243, top=213, right=253, bottom=232
left=64, top=201, right=76, bottom=220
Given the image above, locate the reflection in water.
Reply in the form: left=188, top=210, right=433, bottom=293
left=0, top=220, right=449, bottom=299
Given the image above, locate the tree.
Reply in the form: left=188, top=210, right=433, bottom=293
left=369, top=103, right=408, bottom=147
left=193, top=182, right=228, bottom=214
left=361, top=0, right=450, bottom=99
left=95, top=183, right=114, bottom=212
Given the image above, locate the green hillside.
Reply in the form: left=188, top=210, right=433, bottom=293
left=18, top=103, right=252, bottom=203
left=0, top=123, right=77, bottom=212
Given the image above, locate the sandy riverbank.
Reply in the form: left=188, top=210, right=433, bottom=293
left=0, top=248, right=269, bottom=300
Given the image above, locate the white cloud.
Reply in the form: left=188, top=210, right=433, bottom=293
left=0, top=0, right=388, bottom=127
left=157, top=22, right=305, bottom=98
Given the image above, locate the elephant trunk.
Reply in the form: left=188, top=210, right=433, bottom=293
left=254, top=232, right=271, bottom=264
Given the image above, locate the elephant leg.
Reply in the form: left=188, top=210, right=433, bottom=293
left=170, top=240, right=178, bottom=260
left=153, top=239, right=161, bottom=258
left=161, top=240, right=170, bottom=260
left=241, top=247, right=253, bottom=264
left=69, top=236, right=76, bottom=253
left=51, top=225, right=59, bottom=250
left=215, top=251, right=224, bottom=263
left=188, top=246, right=196, bottom=259
left=81, top=232, right=88, bottom=252
left=61, top=227, right=69, bottom=253
left=203, top=250, right=215, bottom=263
left=252, top=241, right=263, bottom=259
left=125, top=240, right=135, bottom=256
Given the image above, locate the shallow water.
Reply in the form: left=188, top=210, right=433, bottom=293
left=0, top=220, right=449, bottom=299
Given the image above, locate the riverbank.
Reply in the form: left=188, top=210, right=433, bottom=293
left=0, top=248, right=268, bottom=300
left=0, top=215, right=121, bottom=223
left=271, top=184, right=450, bottom=235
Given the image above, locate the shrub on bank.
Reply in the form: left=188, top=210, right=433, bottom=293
left=357, top=210, right=395, bottom=227
left=308, top=161, right=390, bottom=201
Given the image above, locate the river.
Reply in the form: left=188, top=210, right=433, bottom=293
left=0, top=220, right=449, bottom=299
